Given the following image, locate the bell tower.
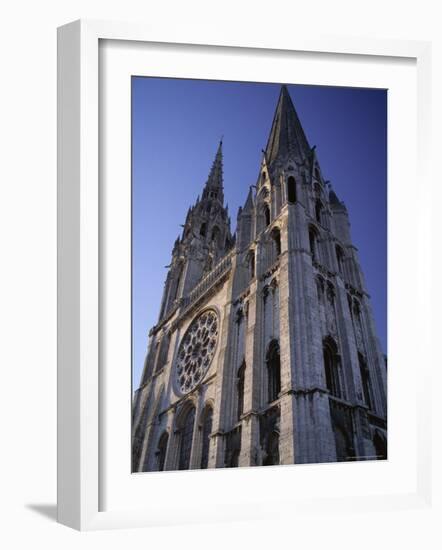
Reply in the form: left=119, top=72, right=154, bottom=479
left=157, top=141, right=233, bottom=323
left=233, top=84, right=387, bottom=465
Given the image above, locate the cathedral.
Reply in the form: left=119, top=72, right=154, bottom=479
left=132, top=85, right=387, bottom=472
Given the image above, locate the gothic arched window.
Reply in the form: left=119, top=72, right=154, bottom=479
left=156, top=431, right=169, bottom=471
left=200, top=406, right=213, bottom=469
left=178, top=405, right=196, bottom=470
left=264, top=205, right=270, bottom=227
left=248, top=250, right=255, bottom=279
left=315, top=199, right=323, bottom=224
left=267, top=339, right=281, bottom=403
left=358, top=353, right=373, bottom=410
left=316, top=275, right=325, bottom=301
left=287, top=176, right=296, bottom=203
left=271, top=227, right=281, bottom=257
left=323, top=337, right=342, bottom=398
left=309, top=226, right=319, bottom=262
left=237, top=361, right=246, bottom=420
left=336, top=245, right=344, bottom=275
left=200, top=223, right=207, bottom=237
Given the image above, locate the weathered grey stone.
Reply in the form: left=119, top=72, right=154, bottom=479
left=132, top=85, right=387, bottom=472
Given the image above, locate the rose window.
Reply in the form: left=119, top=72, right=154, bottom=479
left=175, top=310, right=219, bottom=394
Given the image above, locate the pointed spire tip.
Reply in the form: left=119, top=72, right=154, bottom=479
left=265, top=84, right=311, bottom=165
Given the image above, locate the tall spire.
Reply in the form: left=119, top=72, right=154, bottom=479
left=265, top=85, right=311, bottom=166
left=202, top=140, right=224, bottom=202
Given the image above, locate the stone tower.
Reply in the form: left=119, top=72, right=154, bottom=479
left=132, top=85, right=387, bottom=472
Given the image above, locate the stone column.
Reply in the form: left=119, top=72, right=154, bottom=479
left=277, top=214, right=296, bottom=464
left=210, top=259, right=237, bottom=468
left=239, top=277, right=261, bottom=466
left=162, top=411, right=175, bottom=471
left=360, top=297, right=387, bottom=418
left=189, top=390, right=205, bottom=469
left=286, top=203, right=336, bottom=464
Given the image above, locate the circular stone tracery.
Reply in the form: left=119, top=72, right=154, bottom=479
left=175, top=310, right=219, bottom=394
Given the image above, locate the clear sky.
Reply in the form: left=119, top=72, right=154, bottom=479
left=132, top=78, right=387, bottom=389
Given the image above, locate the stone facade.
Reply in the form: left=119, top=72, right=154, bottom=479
left=132, top=85, right=387, bottom=472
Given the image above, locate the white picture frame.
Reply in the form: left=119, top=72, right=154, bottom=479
left=57, top=19, right=433, bottom=531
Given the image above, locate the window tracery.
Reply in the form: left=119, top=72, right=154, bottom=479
left=175, top=310, right=219, bottom=394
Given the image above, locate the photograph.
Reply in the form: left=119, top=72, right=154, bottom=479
left=131, top=78, right=388, bottom=472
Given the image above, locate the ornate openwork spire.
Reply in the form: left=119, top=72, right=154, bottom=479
left=202, top=140, right=224, bottom=203
left=265, top=85, right=311, bottom=166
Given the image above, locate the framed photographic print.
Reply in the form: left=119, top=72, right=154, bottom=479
left=57, top=20, right=432, bottom=530
left=131, top=78, right=388, bottom=473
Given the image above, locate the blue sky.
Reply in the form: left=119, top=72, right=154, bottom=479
left=132, top=78, right=387, bottom=388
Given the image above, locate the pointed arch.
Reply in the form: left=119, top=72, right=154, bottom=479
left=287, top=176, right=297, bottom=203
left=156, top=431, right=169, bottom=471
left=263, top=204, right=270, bottom=227
left=316, top=274, right=325, bottom=300
left=315, top=199, right=323, bottom=223
left=358, top=352, right=373, bottom=410
left=177, top=403, right=196, bottom=470
left=200, top=404, right=213, bottom=469
left=270, top=227, right=281, bottom=257
left=308, top=225, right=319, bottom=262
left=336, top=244, right=344, bottom=275
left=353, top=298, right=361, bottom=316
left=323, top=336, right=342, bottom=398
left=199, top=222, right=207, bottom=237
left=266, top=339, right=281, bottom=403
left=247, top=249, right=255, bottom=279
